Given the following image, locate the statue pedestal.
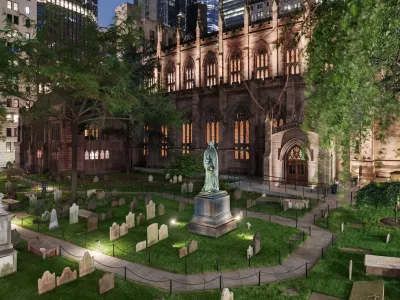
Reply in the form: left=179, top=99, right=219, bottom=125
left=188, top=191, right=237, bottom=238
left=0, top=211, right=17, bottom=277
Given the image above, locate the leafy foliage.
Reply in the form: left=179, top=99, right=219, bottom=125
left=164, top=153, right=203, bottom=179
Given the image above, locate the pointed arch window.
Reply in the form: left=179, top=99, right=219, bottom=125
left=105, top=150, right=110, bottom=159
left=94, top=150, right=99, bottom=160
left=100, top=150, right=105, bottom=159
left=285, top=48, right=300, bottom=75
left=254, top=42, right=268, bottom=79
left=206, top=109, right=219, bottom=145
left=234, top=106, right=250, bottom=160
left=204, top=52, right=217, bottom=87
left=182, top=112, right=192, bottom=154
left=89, top=151, right=95, bottom=160
left=184, top=58, right=195, bottom=90
left=84, top=125, right=99, bottom=140
left=161, top=125, right=168, bottom=157
left=229, top=50, right=241, bottom=84
left=165, top=62, right=176, bottom=92
left=143, top=125, right=149, bottom=156
left=84, top=151, right=89, bottom=160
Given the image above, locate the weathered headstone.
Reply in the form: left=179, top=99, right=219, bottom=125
left=88, top=200, right=97, bottom=211
left=234, top=189, right=242, bottom=201
left=181, top=183, right=188, bottom=194
left=79, top=252, right=95, bottom=277
left=38, top=271, right=56, bottom=294
left=118, top=198, right=125, bottom=206
left=148, top=174, right=153, bottom=182
left=111, top=200, right=118, bottom=208
left=96, top=190, right=105, bottom=200
left=172, top=175, right=177, bottom=184
left=5, top=181, right=12, bottom=192
left=341, top=222, right=344, bottom=233
left=42, top=211, right=50, bottom=221
left=188, top=239, right=198, bottom=254
left=349, top=259, right=353, bottom=280
left=158, top=224, right=168, bottom=241
left=87, top=189, right=96, bottom=198
left=146, top=200, right=156, bottom=220
left=158, top=203, right=165, bottom=216
left=253, top=233, right=261, bottom=255
left=130, top=199, right=138, bottom=212
left=179, top=246, right=188, bottom=258
left=247, top=222, right=251, bottom=230
left=246, top=199, right=256, bottom=208
left=145, top=193, right=151, bottom=206
left=220, top=288, right=234, bottom=300
left=111, top=189, right=119, bottom=198
left=56, top=267, right=77, bottom=286
left=169, top=179, right=173, bottom=184
left=386, top=233, right=390, bottom=244
left=105, top=210, right=113, bottom=219
left=11, top=229, right=20, bottom=246
left=98, top=213, right=106, bottom=221
left=178, top=175, right=183, bottom=183
left=87, top=213, right=99, bottom=232
left=126, top=212, right=135, bottom=229
left=179, top=199, right=185, bottom=211
left=62, top=204, right=70, bottom=217
left=54, top=189, right=62, bottom=202
left=166, top=173, right=170, bottom=180
left=98, top=273, right=114, bottom=295
left=136, top=240, right=146, bottom=252
left=49, top=209, right=58, bottom=230
left=262, top=193, right=266, bottom=197
left=136, top=213, right=145, bottom=226
left=110, top=223, right=120, bottom=241
left=247, top=246, right=253, bottom=258
left=188, top=182, right=194, bottom=193
left=69, top=203, right=79, bottom=225
left=93, top=176, right=99, bottom=183
left=147, top=223, right=159, bottom=246
left=28, top=194, right=37, bottom=206
left=120, top=223, right=129, bottom=237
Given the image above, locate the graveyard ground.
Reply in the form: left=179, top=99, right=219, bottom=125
left=11, top=195, right=305, bottom=274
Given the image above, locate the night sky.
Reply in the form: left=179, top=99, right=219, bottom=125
left=98, top=0, right=134, bottom=27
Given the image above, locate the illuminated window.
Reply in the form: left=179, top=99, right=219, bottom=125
left=13, top=2, right=18, bottom=11
left=94, top=150, right=99, bottom=160
left=206, top=108, right=219, bottom=146
left=7, top=1, right=12, bottom=10
left=105, top=150, right=110, bottom=159
left=229, top=49, right=241, bottom=84
left=90, top=151, right=95, bottom=160
left=84, top=151, right=89, bottom=160
left=254, top=42, right=268, bottom=79
left=182, top=112, right=192, bottom=154
left=25, top=6, right=30, bottom=15
left=6, top=142, right=11, bottom=152
left=165, top=62, right=175, bottom=92
left=234, top=106, right=250, bottom=160
left=37, top=150, right=42, bottom=159
left=204, top=52, right=217, bottom=87
left=84, top=125, right=99, bottom=140
left=184, top=58, right=195, bottom=90
left=100, top=150, right=104, bottom=159
left=161, top=125, right=168, bottom=157
left=286, top=48, right=300, bottom=75
left=143, top=125, right=149, bottom=156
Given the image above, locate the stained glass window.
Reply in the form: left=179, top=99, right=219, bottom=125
left=234, top=106, right=250, bottom=160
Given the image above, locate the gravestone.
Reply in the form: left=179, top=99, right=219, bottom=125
left=42, top=211, right=50, bottom=221
left=28, top=194, right=37, bottom=206
left=179, top=199, right=185, bottom=211
left=126, top=212, right=135, bottom=229
left=118, top=198, right=125, bottom=206
left=96, top=190, right=105, bottom=200
left=145, top=193, right=151, bottom=206
left=62, top=204, right=70, bottom=217
left=221, top=288, right=234, bottom=300
left=262, top=193, right=266, bottom=197
left=169, top=179, right=172, bottom=184
left=136, top=240, right=146, bottom=252
left=54, top=189, right=62, bottom=202
left=98, top=213, right=106, bottom=221
left=234, top=189, right=242, bottom=201
left=166, top=173, right=170, bottom=180
left=11, top=229, right=20, bottom=246
left=188, top=182, right=194, bottom=193
left=253, top=233, right=261, bottom=255
left=247, top=222, right=251, bottom=230
left=386, top=233, right=390, bottom=244
left=93, top=176, right=99, bottom=183
left=38, top=271, right=56, bottom=294
left=79, top=252, right=95, bottom=277
left=111, top=189, right=119, bottom=198
left=247, top=246, right=253, bottom=258
left=178, top=175, right=183, bottom=183
left=158, top=224, right=168, bottom=241
left=136, top=213, right=145, bottom=226
left=87, top=189, right=96, bottom=198
left=188, top=239, right=198, bottom=254
left=138, top=194, right=144, bottom=201
left=179, top=246, right=188, bottom=258
left=49, top=209, right=58, bottom=230
left=148, top=175, right=153, bottom=182
left=87, top=213, right=99, bottom=232
left=111, top=200, right=118, bottom=208
left=172, top=175, right=177, bottom=184
left=105, top=210, right=113, bottom=219
left=56, top=267, right=77, bottom=286
left=88, top=200, right=97, bottom=211
left=341, top=222, right=344, bottom=233
left=5, top=181, right=12, bottom=192
left=110, top=223, right=120, bottom=241
left=99, top=273, right=114, bottom=295
left=130, top=199, right=138, bottom=212
left=158, top=203, right=165, bottom=216
left=147, top=223, right=159, bottom=246
left=181, top=183, right=188, bottom=194
left=146, top=200, right=156, bottom=220
left=69, top=203, right=79, bottom=225
left=120, top=223, right=129, bottom=237
left=349, top=259, right=353, bottom=280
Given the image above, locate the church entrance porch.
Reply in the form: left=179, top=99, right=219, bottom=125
left=286, top=145, right=308, bottom=185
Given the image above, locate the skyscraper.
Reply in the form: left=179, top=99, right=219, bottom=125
left=198, top=0, right=219, bottom=32
left=223, top=0, right=243, bottom=28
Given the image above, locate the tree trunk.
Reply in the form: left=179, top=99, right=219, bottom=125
left=125, top=121, right=130, bottom=177
left=71, top=121, right=78, bottom=202
left=395, top=205, right=398, bottom=223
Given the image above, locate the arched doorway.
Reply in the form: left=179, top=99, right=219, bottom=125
left=286, top=145, right=308, bottom=185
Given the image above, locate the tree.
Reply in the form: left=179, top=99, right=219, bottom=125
left=386, top=182, right=400, bottom=223
left=164, top=152, right=203, bottom=181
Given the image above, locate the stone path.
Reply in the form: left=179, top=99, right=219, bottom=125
left=12, top=185, right=344, bottom=293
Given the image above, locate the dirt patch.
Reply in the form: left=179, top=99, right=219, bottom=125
left=284, top=287, right=299, bottom=296
left=380, top=218, right=400, bottom=228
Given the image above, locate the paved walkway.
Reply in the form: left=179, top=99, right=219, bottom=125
left=13, top=184, right=345, bottom=293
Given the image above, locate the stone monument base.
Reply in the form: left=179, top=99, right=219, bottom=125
left=0, top=248, right=17, bottom=278
left=189, top=191, right=237, bottom=238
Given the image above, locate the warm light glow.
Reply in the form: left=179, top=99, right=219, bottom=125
left=170, top=219, right=176, bottom=225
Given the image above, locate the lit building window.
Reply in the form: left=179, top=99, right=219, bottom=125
left=100, top=150, right=104, bottom=159
left=90, top=151, right=95, bottom=160
left=84, top=125, right=99, bottom=140
left=84, top=151, right=89, bottom=160
left=184, top=58, right=195, bottom=90
left=254, top=42, right=268, bottom=79
left=25, top=6, right=30, bottom=15
left=206, top=108, right=219, bottom=145
left=105, top=150, right=110, bottom=159
left=204, top=52, right=217, bottom=87
left=7, top=1, right=12, bottom=10
left=6, top=142, right=11, bottom=152
left=94, top=150, right=99, bottom=160
left=182, top=112, right=192, bottom=154
left=229, top=49, right=241, bottom=84
left=143, top=125, right=149, bottom=156
left=234, top=106, right=250, bottom=160
left=165, top=62, right=175, bottom=92
left=13, top=2, right=18, bottom=11
left=37, top=150, right=42, bottom=159
left=286, top=48, right=300, bottom=75
left=161, top=125, right=168, bottom=157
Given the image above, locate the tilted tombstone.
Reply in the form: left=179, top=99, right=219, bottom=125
left=165, top=173, right=170, bottom=180
left=145, top=193, right=151, bottom=206
left=146, top=200, right=156, bottom=220
left=111, top=200, right=119, bottom=208
left=158, top=224, right=168, bottom=241
left=120, top=223, right=129, bottom=237
left=136, top=213, right=145, bottom=226
left=220, top=288, right=234, bottom=300
left=38, top=271, right=56, bottom=295
left=56, top=267, right=77, bottom=287
left=96, top=190, right=105, bottom=200
left=28, top=194, right=37, bottom=206
left=234, top=189, right=242, bottom=201
left=247, top=246, right=254, bottom=258
left=53, top=189, right=62, bottom=203
left=79, top=252, right=95, bottom=277
left=188, top=182, right=194, bottom=193
left=98, top=273, right=115, bottom=295
left=98, top=213, right=106, bottom=221
left=158, top=203, right=165, bottom=216
left=126, top=212, right=135, bottom=229
left=253, top=233, right=261, bottom=255
left=179, top=246, right=188, bottom=258
left=181, top=183, right=188, bottom=194
left=136, top=240, right=146, bottom=252
left=188, top=239, right=198, bottom=254
left=87, top=189, right=96, bottom=198
left=42, top=211, right=50, bottom=221
left=93, top=176, right=99, bottom=183
left=178, top=175, right=183, bottom=183
left=11, top=229, right=20, bottom=246
left=111, top=189, right=119, bottom=198
left=69, top=203, right=79, bottom=225
left=109, top=223, right=120, bottom=241
left=172, top=175, right=177, bottom=184
left=148, top=175, right=153, bottom=182
left=49, top=209, right=58, bottom=230
left=105, top=210, right=113, bottom=219
left=118, top=198, right=125, bottom=206
left=130, top=199, right=138, bottom=212
left=147, top=223, right=159, bottom=246
left=87, top=213, right=99, bottom=232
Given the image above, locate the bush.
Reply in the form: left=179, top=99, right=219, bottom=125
left=356, top=181, right=392, bottom=208
left=164, top=153, right=203, bottom=180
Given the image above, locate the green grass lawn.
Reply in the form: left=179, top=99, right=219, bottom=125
left=0, top=172, right=33, bottom=195
left=12, top=195, right=304, bottom=274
